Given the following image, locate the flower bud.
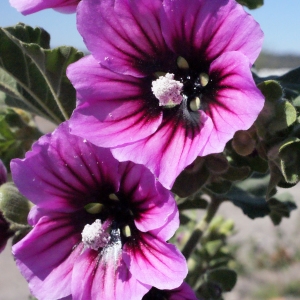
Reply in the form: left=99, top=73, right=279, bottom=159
left=205, top=154, right=229, bottom=174
left=0, top=182, right=31, bottom=225
left=232, top=130, right=256, bottom=156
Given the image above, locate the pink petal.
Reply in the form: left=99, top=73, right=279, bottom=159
left=166, top=282, right=199, bottom=300
left=9, top=0, right=79, bottom=15
left=72, top=248, right=150, bottom=300
left=76, top=0, right=171, bottom=76
left=201, top=51, right=264, bottom=155
left=123, top=232, right=188, bottom=290
left=112, top=111, right=213, bottom=189
left=68, top=56, right=162, bottom=147
left=118, top=161, right=177, bottom=232
left=12, top=212, right=83, bottom=300
left=148, top=204, right=179, bottom=241
left=161, top=0, right=263, bottom=66
left=11, top=122, right=120, bottom=212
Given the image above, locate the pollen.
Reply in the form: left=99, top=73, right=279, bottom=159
left=81, top=219, right=111, bottom=251
left=190, top=97, right=201, bottom=111
left=199, top=73, right=209, bottom=87
left=151, top=73, right=183, bottom=108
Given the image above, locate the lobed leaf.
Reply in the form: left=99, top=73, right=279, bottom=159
left=0, top=23, right=84, bottom=124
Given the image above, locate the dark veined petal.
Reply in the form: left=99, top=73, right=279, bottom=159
left=112, top=111, right=213, bottom=189
left=166, top=282, right=199, bottom=300
left=72, top=247, right=150, bottom=300
left=201, top=51, right=264, bottom=155
left=143, top=282, right=199, bottom=300
left=12, top=209, right=84, bottom=300
left=161, top=0, right=263, bottom=67
left=123, top=232, right=188, bottom=290
left=117, top=161, right=177, bottom=232
left=77, top=0, right=173, bottom=76
left=9, top=0, right=79, bottom=15
left=149, top=204, right=179, bottom=242
left=11, top=122, right=119, bottom=212
left=68, top=55, right=162, bottom=147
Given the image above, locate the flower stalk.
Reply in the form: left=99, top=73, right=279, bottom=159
left=182, top=197, right=222, bottom=260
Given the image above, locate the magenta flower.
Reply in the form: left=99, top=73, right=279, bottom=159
left=9, top=0, right=80, bottom=15
left=68, top=0, right=264, bottom=189
left=143, top=282, right=199, bottom=300
left=11, top=122, right=187, bottom=300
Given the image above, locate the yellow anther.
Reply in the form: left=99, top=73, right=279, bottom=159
left=177, top=56, right=189, bottom=69
left=199, top=73, right=209, bottom=87
left=190, top=97, right=201, bottom=111
left=122, top=225, right=132, bottom=237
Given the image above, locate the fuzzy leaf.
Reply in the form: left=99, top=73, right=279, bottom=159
left=0, top=108, right=41, bottom=170
left=278, top=138, right=300, bottom=184
left=236, top=0, right=263, bottom=9
left=268, top=193, right=297, bottom=225
left=206, top=268, right=237, bottom=292
left=0, top=23, right=84, bottom=124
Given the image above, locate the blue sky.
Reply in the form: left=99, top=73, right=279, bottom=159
left=1, top=1, right=300, bottom=55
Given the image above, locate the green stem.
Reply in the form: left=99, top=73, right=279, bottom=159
left=181, top=197, right=222, bottom=260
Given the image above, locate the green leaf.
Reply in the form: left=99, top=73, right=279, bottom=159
left=206, top=268, right=237, bottom=292
left=205, top=240, right=223, bottom=257
left=268, top=193, right=297, bottom=225
left=177, top=196, right=208, bottom=210
left=276, top=66, right=300, bottom=97
left=278, top=138, right=300, bottom=184
left=0, top=108, right=41, bottom=170
left=172, top=157, right=209, bottom=197
left=225, top=185, right=270, bottom=219
left=220, top=165, right=251, bottom=181
left=256, top=80, right=296, bottom=137
left=256, top=67, right=300, bottom=101
left=236, top=0, right=263, bottom=9
left=0, top=23, right=84, bottom=124
left=206, top=179, right=232, bottom=195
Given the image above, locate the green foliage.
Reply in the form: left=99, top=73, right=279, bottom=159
left=0, top=108, right=41, bottom=170
left=256, top=80, right=296, bottom=138
left=183, top=216, right=237, bottom=300
left=0, top=23, right=84, bottom=124
left=236, top=0, right=263, bottom=9
left=0, top=182, right=31, bottom=225
left=223, top=175, right=296, bottom=224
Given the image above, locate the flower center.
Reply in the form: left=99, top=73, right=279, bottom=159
left=81, top=219, right=111, bottom=251
left=82, top=193, right=137, bottom=252
left=151, top=57, right=210, bottom=113
left=151, top=73, right=183, bottom=108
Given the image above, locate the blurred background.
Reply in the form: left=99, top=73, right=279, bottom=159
left=1, top=1, right=300, bottom=299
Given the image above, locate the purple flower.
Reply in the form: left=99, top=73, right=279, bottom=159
left=11, top=122, right=187, bottom=300
left=143, top=282, right=199, bottom=300
left=68, top=0, right=264, bottom=189
left=9, top=0, right=80, bottom=15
